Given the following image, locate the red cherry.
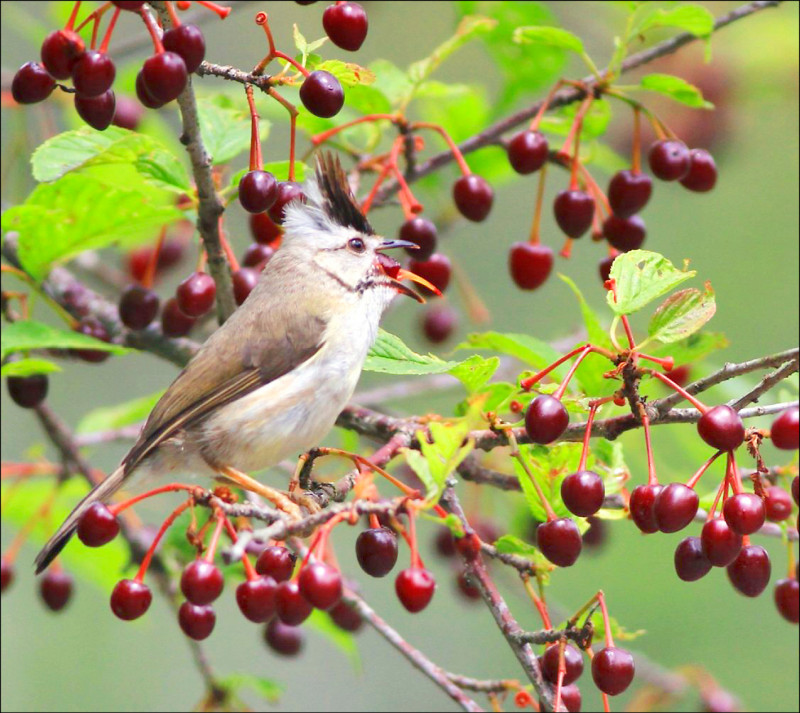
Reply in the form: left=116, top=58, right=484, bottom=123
left=236, top=576, right=277, bottom=623
left=764, top=486, right=793, bottom=522
left=275, top=580, right=313, bottom=625
left=255, top=546, right=296, bottom=583
left=72, top=50, right=116, bottom=97
left=39, top=570, right=74, bottom=611
left=322, top=1, right=368, bottom=51
left=602, top=214, right=646, bottom=252
left=422, top=304, right=458, bottom=344
left=674, top=536, right=711, bottom=582
left=110, top=579, right=152, bottom=620
left=774, top=578, right=799, bottom=624
left=178, top=601, right=216, bottom=640
left=7, top=374, right=48, bottom=409
left=654, top=483, right=699, bottom=533
left=407, top=254, right=452, bottom=294
left=249, top=212, right=282, bottom=245
left=680, top=149, right=717, bottom=192
left=524, top=395, right=569, bottom=444
left=771, top=407, right=799, bottom=450
left=507, top=130, right=549, bottom=174
left=298, top=561, right=343, bottom=610
left=233, top=267, right=260, bottom=305
left=508, top=243, right=554, bottom=290
left=629, top=484, right=664, bottom=533
left=607, top=170, right=652, bottom=218
left=329, top=601, right=363, bottom=632
left=648, top=139, right=690, bottom=181
left=77, top=502, right=120, bottom=547
left=162, top=24, right=206, bottom=74
left=1, top=559, right=14, bottom=592
left=700, top=517, right=742, bottom=567
left=540, top=643, right=584, bottom=685
left=180, top=559, right=224, bottom=605
left=11, top=62, right=56, bottom=104
left=395, top=568, right=436, bottom=613
left=727, top=544, right=771, bottom=597
left=561, top=470, right=605, bottom=517
left=268, top=181, right=306, bottom=224
left=160, top=297, right=196, bottom=337
left=141, top=51, right=188, bottom=104
left=176, top=272, right=216, bottom=317
left=722, top=493, right=765, bottom=535
left=400, top=217, right=437, bottom=261
left=553, top=189, right=595, bottom=238
left=697, top=405, right=745, bottom=451
left=356, top=527, right=399, bottom=578
left=300, top=70, right=345, bottom=118
left=536, top=518, right=582, bottom=567
left=591, top=647, right=635, bottom=696
left=264, top=618, right=303, bottom=656
left=75, top=90, right=116, bottom=131
left=452, top=175, right=493, bottom=222
left=41, top=29, right=85, bottom=79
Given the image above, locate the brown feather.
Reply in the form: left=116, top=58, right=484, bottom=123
left=315, top=153, right=373, bottom=235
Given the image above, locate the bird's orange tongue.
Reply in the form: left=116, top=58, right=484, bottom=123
left=376, top=254, right=442, bottom=303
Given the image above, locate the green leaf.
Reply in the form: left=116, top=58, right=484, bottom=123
left=364, top=329, right=459, bottom=375
left=2, top=172, right=183, bottom=280
left=1, top=320, right=131, bottom=360
left=345, top=84, right=392, bottom=115
left=407, top=15, right=497, bottom=87
left=448, top=355, right=499, bottom=393
left=77, top=390, right=164, bottom=435
left=649, top=331, right=728, bottom=365
left=558, top=274, right=613, bottom=350
left=648, top=282, right=716, bottom=344
left=31, top=127, right=192, bottom=192
left=196, top=94, right=270, bottom=165
left=539, top=99, right=612, bottom=139
left=315, top=60, right=375, bottom=87
left=512, top=25, right=584, bottom=53
left=494, top=534, right=537, bottom=559
left=307, top=609, right=361, bottom=672
left=587, top=610, right=646, bottom=642
left=606, top=250, right=696, bottom=316
left=0, top=478, right=131, bottom=592
left=639, top=73, right=713, bottom=109
left=369, top=59, right=414, bottom=107
left=218, top=674, right=283, bottom=704
left=0, top=358, right=62, bottom=377
left=637, top=4, right=714, bottom=37
left=457, top=331, right=563, bottom=372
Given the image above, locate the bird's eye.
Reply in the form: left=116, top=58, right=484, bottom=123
left=347, top=237, right=366, bottom=253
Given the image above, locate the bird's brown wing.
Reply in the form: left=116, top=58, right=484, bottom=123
left=123, top=259, right=328, bottom=474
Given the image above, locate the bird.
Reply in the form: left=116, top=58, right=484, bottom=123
left=34, top=153, right=435, bottom=574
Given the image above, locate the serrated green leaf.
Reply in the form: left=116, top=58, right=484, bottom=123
left=558, top=274, right=612, bottom=350
left=196, top=96, right=269, bottom=165
left=449, top=355, right=499, bottom=393
left=0, top=358, right=62, bottom=377
left=649, top=331, right=728, bottom=365
left=76, top=390, right=164, bottom=435
left=0, top=478, right=131, bottom=591
left=315, top=60, right=375, bottom=87
left=639, top=73, right=713, bottom=109
left=31, top=126, right=129, bottom=182
left=455, top=381, right=517, bottom=416
left=494, top=534, right=537, bottom=559
left=648, top=282, right=716, bottom=344
left=307, top=609, right=361, bottom=672
left=218, top=674, right=283, bottom=704
left=458, top=331, right=564, bottom=373
left=512, top=25, right=584, bottom=53
left=637, top=4, right=714, bottom=37
left=1, top=320, right=131, bottom=360
left=606, top=250, right=695, bottom=316
left=2, top=172, right=182, bottom=280
left=364, top=329, right=459, bottom=375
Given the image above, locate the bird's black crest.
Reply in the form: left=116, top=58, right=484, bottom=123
left=315, top=153, right=373, bottom=235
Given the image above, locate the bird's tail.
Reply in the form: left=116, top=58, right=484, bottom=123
left=34, top=465, right=126, bottom=574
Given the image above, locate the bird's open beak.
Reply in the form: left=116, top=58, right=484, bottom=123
left=375, top=240, right=442, bottom=303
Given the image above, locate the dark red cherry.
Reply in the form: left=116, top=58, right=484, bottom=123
left=250, top=212, right=282, bottom=245
left=679, top=149, right=717, bottom=192
left=300, top=70, right=345, bottom=118
left=774, top=578, right=799, bottom=624
left=255, top=546, right=296, bottom=583
left=298, top=561, right=343, bottom=610
left=700, top=517, right=742, bottom=567
left=77, top=502, right=120, bottom=547
left=674, top=536, right=711, bottom=581
left=141, top=51, right=188, bottom=103
left=73, top=317, right=111, bottom=363
left=119, top=285, right=159, bottom=330
left=236, top=576, right=277, bottom=623
left=160, top=297, right=196, bottom=337
left=654, top=483, right=699, bottom=533
left=72, top=50, right=116, bottom=96
left=41, top=29, right=85, bottom=79
left=400, top=217, right=437, bottom=260
left=697, top=405, right=745, bottom=451
left=771, top=407, right=799, bottom=450
left=540, top=643, right=584, bottom=685
left=395, top=567, right=436, bottom=613
left=722, top=493, right=765, bottom=535
left=243, top=243, right=275, bottom=270
left=1, top=559, right=14, bottom=593
left=598, top=255, right=615, bottom=284
left=75, top=90, right=116, bottom=131
left=135, top=69, right=165, bottom=109
left=422, top=304, right=457, bottom=343
left=507, top=130, right=549, bottom=174
left=112, top=95, right=144, bottom=129
left=524, top=395, right=569, bottom=444
left=561, top=470, right=605, bottom=517
left=162, top=24, right=206, bottom=73
left=39, top=570, right=74, bottom=611
left=233, top=267, right=260, bottom=305
left=629, top=484, right=664, bottom=533
left=329, top=601, right=363, bottom=632
left=268, top=181, right=305, bottom=224
left=727, top=544, right=771, bottom=597
left=275, top=580, right=313, bottom=625
left=356, top=527, right=398, bottom=578
left=553, top=189, right=595, bottom=238
left=407, top=254, right=452, bottom=294
left=11, top=62, right=56, bottom=104
left=238, top=170, right=278, bottom=213
left=322, top=1, right=368, bottom=51
left=176, top=272, right=216, bottom=317
left=110, top=579, right=152, bottom=620
left=602, top=214, right=646, bottom=252
left=536, top=518, right=582, bottom=567
left=508, top=242, right=554, bottom=290
left=180, top=559, right=224, bottom=605
left=178, top=601, right=216, bottom=640
left=452, top=175, right=493, bottom=222
left=591, top=647, right=635, bottom=696
left=7, top=374, right=48, bottom=409
left=264, top=618, right=303, bottom=656
left=648, top=140, right=690, bottom=181
left=764, top=486, right=793, bottom=522
left=607, top=170, right=652, bottom=218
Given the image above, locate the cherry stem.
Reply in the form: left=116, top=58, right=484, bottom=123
left=139, top=6, right=165, bottom=53
left=311, top=114, right=399, bottom=146
left=218, top=218, right=240, bottom=271
left=135, top=499, right=192, bottom=582
left=596, top=590, right=614, bottom=648
left=521, top=575, right=552, bottom=629
left=391, top=164, right=423, bottom=214
left=165, top=1, right=182, bottom=28
left=631, top=107, right=642, bottom=174
left=686, top=450, right=724, bottom=490
left=527, top=164, right=548, bottom=245
left=706, top=464, right=729, bottom=520
left=637, top=353, right=674, bottom=371
left=554, top=640, right=566, bottom=713
left=647, top=370, right=708, bottom=413
left=65, top=1, right=82, bottom=30
left=638, top=402, right=658, bottom=486
left=578, top=398, right=614, bottom=471
left=274, top=50, right=310, bottom=78
left=194, top=0, right=231, bottom=19
left=107, top=482, right=201, bottom=517
left=220, top=517, right=258, bottom=580
left=254, top=12, right=277, bottom=65
left=266, top=88, right=298, bottom=181
left=141, top=226, right=166, bottom=289
left=361, top=163, right=393, bottom=214
left=553, top=345, right=594, bottom=400
left=408, top=507, right=423, bottom=570
left=75, top=2, right=111, bottom=33
left=369, top=513, right=381, bottom=529
left=507, top=430, right=557, bottom=522
left=529, top=79, right=565, bottom=131
left=520, top=344, right=614, bottom=391
left=619, top=314, right=636, bottom=350
left=728, top=452, right=744, bottom=495
left=412, top=122, right=471, bottom=175
left=202, top=509, right=226, bottom=562
left=96, top=6, right=119, bottom=53
left=245, top=85, right=262, bottom=171
left=560, top=95, right=594, bottom=179
left=576, top=161, right=612, bottom=217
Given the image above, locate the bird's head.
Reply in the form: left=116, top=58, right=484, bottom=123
left=280, top=153, right=440, bottom=305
